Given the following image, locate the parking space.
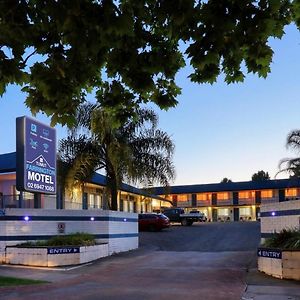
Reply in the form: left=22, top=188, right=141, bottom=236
left=139, top=221, right=261, bottom=252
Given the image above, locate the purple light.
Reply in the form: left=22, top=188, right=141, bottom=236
left=23, top=216, right=30, bottom=221
left=271, top=212, right=276, bottom=216
left=124, top=218, right=127, bottom=222
left=90, top=217, right=95, bottom=221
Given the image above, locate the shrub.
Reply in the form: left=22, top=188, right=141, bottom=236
left=18, top=232, right=96, bottom=247
left=263, top=228, right=300, bottom=250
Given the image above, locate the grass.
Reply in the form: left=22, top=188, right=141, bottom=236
left=0, top=276, right=48, bottom=287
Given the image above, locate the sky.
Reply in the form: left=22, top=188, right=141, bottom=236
left=1, top=24, right=300, bottom=186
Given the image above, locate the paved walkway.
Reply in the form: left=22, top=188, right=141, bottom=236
left=0, top=249, right=249, bottom=300
left=1, top=249, right=300, bottom=299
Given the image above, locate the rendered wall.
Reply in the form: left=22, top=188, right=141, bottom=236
left=0, top=209, right=138, bottom=263
left=260, top=200, right=300, bottom=242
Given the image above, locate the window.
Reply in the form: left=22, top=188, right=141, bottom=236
left=196, top=193, right=212, bottom=201
left=238, top=191, right=255, bottom=199
left=177, top=194, right=189, bottom=201
left=286, top=188, right=297, bottom=197
left=217, top=192, right=229, bottom=200
left=261, top=190, right=273, bottom=198
left=240, top=207, right=251, bottom=216
left=218, top=208, right=230, bottom=216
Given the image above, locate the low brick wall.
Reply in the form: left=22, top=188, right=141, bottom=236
left=260, top=200, right=300, bottom=242
left=258, top=250, right=300, bottom=281
left=0, top=209, right=138, bottom=263
left=5, top=244, right=109, bottom=267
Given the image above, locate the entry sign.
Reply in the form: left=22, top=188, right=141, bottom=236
left=257, top=248, right=282, bottom=259
left=16, top=116, right=56, bottom=194
left=47, top=247, right=80, bottom=255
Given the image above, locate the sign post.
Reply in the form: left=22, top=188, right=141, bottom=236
left=16, top=116, right=56, bottom=196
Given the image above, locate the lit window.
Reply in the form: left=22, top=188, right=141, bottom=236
left=217, top=192, right=229, bottom=200
left=286, top=188, right=297, bottom=197
left=238, top=191, right=249, bottom=199
left=238, top=191, right=255, bottom=199
left=196, top=193, right=211, bottom=201
left=261, top=190, right=273, bottom=198
left=177, top=194, right=189, bottom=201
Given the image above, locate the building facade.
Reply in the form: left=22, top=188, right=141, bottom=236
left=0, top=152, right=171, bottom=213
left=153, top=179, right=300, bottom=222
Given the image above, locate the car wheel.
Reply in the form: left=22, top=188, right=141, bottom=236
left=181, top=219, right=188, bottom=226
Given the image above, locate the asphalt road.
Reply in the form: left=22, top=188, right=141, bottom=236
left=139, top=221, right=261, bottom=252
left=0, top=222, right=262, bottom=300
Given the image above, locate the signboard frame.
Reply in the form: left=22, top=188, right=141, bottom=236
left=16, top=116, right=56, bottom=195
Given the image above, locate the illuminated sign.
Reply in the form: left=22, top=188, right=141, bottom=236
left=16, top=116, right=56, bottom=194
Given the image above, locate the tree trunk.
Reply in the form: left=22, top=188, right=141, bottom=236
left=110, top=176, right=118, bottom=211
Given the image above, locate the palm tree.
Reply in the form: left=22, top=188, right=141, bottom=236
left=278, top=130, right=300, bottom=178
left=59, top=103, right=175, bottom=211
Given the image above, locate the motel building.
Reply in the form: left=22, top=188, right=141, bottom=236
left=1, top=152, right=300, bottom=222
left=153, top=179, right=300, bottom=222
left=0, top=152, right=172, bottom=212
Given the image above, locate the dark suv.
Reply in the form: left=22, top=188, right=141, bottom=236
left=138, top=213, right=170, bottom=231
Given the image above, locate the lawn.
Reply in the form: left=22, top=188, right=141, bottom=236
left=0, top=276, right=48, bottom=287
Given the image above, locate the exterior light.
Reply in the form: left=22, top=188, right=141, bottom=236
left=23, top=216, right=30, bottom=221
left=124, top=218, right=127, bottom=222
left=271, top=212, right=276, bottom=216
left=90, top=217, right=95, bottom=221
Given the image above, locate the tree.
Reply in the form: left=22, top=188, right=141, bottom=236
left=251, top=170, right=270, bottom=181
left=220, top=178, right=232, bottom=183
left=58, top=103, right=175, bottom=210
left=277, top=130, right=300, bottom=178
left=0, top=1, right=295, bottom=125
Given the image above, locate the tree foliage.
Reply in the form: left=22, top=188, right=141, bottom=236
left=58, top=103, right=175, bottom=210
left=220, top=177, right=232, bottom=183
left=0, top=0, right=296, bottom=125
left=251, top=170, right=270, bottom=181
left=278, top=130, right=300, bottom=177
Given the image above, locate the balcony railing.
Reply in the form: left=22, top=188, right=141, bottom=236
left=196, top=200, right=211, bottom=207
left=216, top=199, right=232, bottom=206
left=0, top=195, right=35, bottom=209
left=238, top=198, right=255, bottom=205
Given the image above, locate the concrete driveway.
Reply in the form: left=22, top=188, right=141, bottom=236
left=0, top=222, right=260, bottom=300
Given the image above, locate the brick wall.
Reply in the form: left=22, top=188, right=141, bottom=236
left=260, top=200, right=300, bottom=242
left=0, top=209, right=138, bottom=263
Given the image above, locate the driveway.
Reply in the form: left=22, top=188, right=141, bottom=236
left=0, top=222, right=261, bottom=300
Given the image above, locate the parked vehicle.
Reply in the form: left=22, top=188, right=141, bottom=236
left=138, top=213, right=170, bottom=231
left=163, top=208, right=206, bottom=226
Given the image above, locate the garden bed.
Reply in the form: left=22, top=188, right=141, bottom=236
left=258, top=247, right=300, bottom=280
left=5, top=244, right=108, bottom=267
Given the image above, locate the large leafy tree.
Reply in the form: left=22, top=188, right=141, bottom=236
left=58, top=103, right=175, bottom=210
left=278, top=130, right=300, bottom=177
left=0, top=0, right=296, bottom=125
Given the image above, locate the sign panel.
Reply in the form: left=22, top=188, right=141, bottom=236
left=47, top=247, right=80, bottom=255
left=257, top=248, right=282, bottom=259
left=16, top=116, right=56, bottom=194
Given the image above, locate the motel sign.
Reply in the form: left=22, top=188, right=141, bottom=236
left=16, top=116, right=56, bottom=194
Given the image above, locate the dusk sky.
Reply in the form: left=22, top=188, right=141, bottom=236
left=1, top=24, right=300, bottom=186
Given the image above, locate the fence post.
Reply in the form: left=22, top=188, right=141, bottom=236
left=19, top=192, right=23, bottom=208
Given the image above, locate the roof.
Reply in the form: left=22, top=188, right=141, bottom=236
left=90, top=173, right=149, bottom=196
left=0, top=152, right=16, bottom=173
left=153, top=178, right=300, bottom=195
